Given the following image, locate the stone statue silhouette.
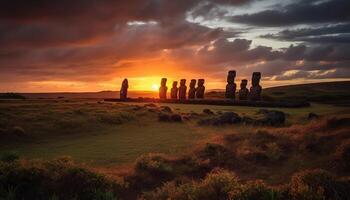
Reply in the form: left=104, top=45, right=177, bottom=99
left=178, top=79, right=187, bottom=100
left=170, top=81, right=178, bottom=100
left=188, top=79, right=196, bottom=99
left=238, top=79, right=249, bottom=100
left=225, top=70, right=236, bottom=99
left=120, top=78, right=128, bottom=100
left=249, top=72, right=262, bottom=101
left=196, top=79, right=205, bottom=99
left=159, top=78, right=168, bottom=99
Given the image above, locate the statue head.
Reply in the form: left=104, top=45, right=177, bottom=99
left=198, top=79, right=205, bottom=87
left=252, top=72, right=261, bottom=87
left=180, top=79, right=186, bottom=86
left=172, top=81, right=178, bottom=88
left=122, top=78, right=128, bottom=87
left=190, top=79, right=196, bottom=88
left=160, top=78, right=167, bottom=87
left=227, top=70, right=236, bottom=84
left=240, top=79, right=247, bottom=89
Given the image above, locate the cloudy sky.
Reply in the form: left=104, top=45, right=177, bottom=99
left=1, top=0, right=350, bottom=92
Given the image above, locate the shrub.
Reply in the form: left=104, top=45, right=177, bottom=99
left=230, top=180, right=278, bottom=200
left=264, top=142, right=283, bottom=162
left=193, top=169, right=240, bottom=200
left=0, top=159, right=119, bottom=200
left=134, top=153, right=173, bottom=177
left=142, top=181, right=195, bottom=200
left=335, top=140, right=350, bottom=171
left=201, top=143, right=235, bottom=167
left=290, top=169, right=346, bottom=200
left=0, top=152, right=19, bottom=162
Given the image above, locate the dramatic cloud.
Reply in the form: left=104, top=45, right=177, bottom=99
left=0, top=0, right=349, bottom=92
left=229, top=0, right=350, bottom=26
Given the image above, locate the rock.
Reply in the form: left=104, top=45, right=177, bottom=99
left=257, top=109, right=285, bottom=126
left=178, top=79, right=187, bottom=100
left=170, top=114, right=182, bottom=122
left=120, top=78, right=128, bottom=100
left=159, top=78, right=168, bottom=99
left=188, top=79, right=196, bottom=99
left=225, top=70, right=237, bottom=99
left=160, top=106, right=172, bottom=113
left=249, top=72, right=262, bottom=101
left=308, top=112, right=319, bottom=120
left=238, top=79, right=249, bottom=100
left=196, top=79, right=205, bottom=99
left=170, top=81, right=178, bottom=99
left=213, top=112, right=241, bottom=125
left=203, top=108, right=214, bottom=115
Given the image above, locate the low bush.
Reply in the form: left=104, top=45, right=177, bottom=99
left=200, top=143, right=236, bottom=167
left=335, top=140, right=350, bottom=171
left=0, top=158, right=122, bottom=200
left=0, top=151, right=19, bottom=162
left=290, top=169, right=349, bottom=200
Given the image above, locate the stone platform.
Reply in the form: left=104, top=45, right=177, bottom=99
left=104, top=98, right=310, bottom=108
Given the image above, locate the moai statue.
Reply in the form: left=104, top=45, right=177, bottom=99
left=188, top=79, right=196, bottom=99
left=120, top=78, right=128, bottom=100
left=225, top=70, right=236, bottom=99
left=238, top=79, right=249, bottom=100
left=159, top=78, right=168, bottom=99
left=170, top=81, right=178, bottom=100
left=178, top=79, right=187, bottom=100
left=249, top=72, right=262, bottom=101
left=196, top=79, right=205, bottom=99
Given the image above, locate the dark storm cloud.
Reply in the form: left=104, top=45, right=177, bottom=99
left=229, top=0, right=350, bottom=26
left=261, top=23, right=350, bottom=43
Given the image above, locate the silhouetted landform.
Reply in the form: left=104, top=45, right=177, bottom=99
left=104, top=98, right=310, bottom=108
left=0, top=93, right=26, bottom=100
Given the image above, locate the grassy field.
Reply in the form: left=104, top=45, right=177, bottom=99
left=0, top=98, right=349, bottom=166
left=1, top=82, right=350, bottom=199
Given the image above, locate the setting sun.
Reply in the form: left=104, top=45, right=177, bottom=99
left=151, top=84, right=159, bottom=91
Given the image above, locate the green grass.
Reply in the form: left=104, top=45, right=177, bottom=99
left=0, top=98, right=349, bottom=166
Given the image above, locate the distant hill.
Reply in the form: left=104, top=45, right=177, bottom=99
left=206, top=81, right=350, bottom=106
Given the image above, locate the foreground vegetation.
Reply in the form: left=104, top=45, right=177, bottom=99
left=1, top=109, right=350, bottom=199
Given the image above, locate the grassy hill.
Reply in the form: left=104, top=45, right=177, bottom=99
left=263, top=81, right=350, bottom=105
left=207, top=81, right=350, bottom=106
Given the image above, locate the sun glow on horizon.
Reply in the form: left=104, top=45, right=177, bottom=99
left=151, top=84, right=159, bottom=91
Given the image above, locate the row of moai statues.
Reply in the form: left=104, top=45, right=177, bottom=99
left=225, top=70, right=262, bottom=101
left=159, top=78, right=205, bottom=100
